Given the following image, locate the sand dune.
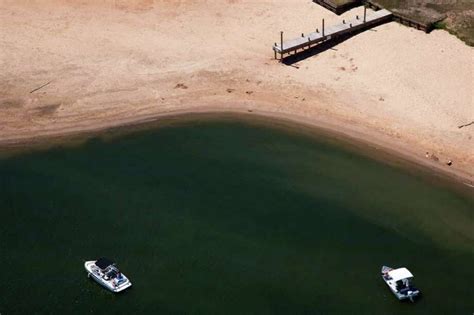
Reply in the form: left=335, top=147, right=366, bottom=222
left=0, top=0, right=473, bottom=182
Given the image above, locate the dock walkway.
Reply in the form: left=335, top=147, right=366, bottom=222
left=273, top=9, right=392, bottom=59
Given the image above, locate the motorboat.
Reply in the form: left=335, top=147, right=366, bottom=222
left=84, top=257, right=132, bottom=293
left=381, top=266, right=420, bottom=302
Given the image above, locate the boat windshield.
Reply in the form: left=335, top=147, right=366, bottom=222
left=106, top=269, right=118, bottom=279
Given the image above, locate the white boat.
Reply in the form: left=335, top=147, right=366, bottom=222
left=84, top=258, right=132, bottom=293
left=381, top=266, right=420, bottom=302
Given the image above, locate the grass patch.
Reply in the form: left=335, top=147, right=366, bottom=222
left=369, top=0, right=474, bottom=46
left=433, top=21, right=447, bottom=30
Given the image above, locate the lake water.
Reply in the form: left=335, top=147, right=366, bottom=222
left=0, top=116, right=472, bottom=314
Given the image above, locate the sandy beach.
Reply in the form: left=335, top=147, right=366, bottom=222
left=0, top=0, right=473, bottom=183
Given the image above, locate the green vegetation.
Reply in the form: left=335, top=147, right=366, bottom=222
left=373, top=0, right=474, bottom=46
left=317, top=0, right=473, bottom=45
left=433, top=21, right=447, bottom=30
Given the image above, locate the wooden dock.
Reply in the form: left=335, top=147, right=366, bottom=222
left=273, top=8, right=393, bottom=60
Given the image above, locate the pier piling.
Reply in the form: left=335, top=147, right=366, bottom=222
left=280, top=31, right=283, bottom=61
left=322, top=18, right=325, bottom=37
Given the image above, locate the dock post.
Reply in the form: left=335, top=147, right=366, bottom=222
left=364, top=6, right=367, bottom=22
left=322, top=18, right=325, bottom=37
left=280, top=31, right=283, bottom=61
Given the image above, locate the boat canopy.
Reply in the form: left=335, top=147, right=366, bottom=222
left=95, top=257, right=115, bottom=270
left=388, top=268, right=413, bottom=281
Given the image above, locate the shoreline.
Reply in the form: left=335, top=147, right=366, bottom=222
left=1, top=103, right=473, bottom=189
left=1, top=2, right=472, bottom=190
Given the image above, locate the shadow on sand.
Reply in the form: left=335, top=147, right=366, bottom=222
left=281, top=28, right=378, bottom=66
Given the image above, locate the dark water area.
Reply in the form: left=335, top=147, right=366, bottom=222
left=0, top=117, right=472, bottom=314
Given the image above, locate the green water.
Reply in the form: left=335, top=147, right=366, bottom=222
left=0, top=116, right=472, bottom=314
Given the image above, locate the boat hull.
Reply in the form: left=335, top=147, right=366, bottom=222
left=85, top=261, right=132, bottom=293
left=385, top=284, right=420, bottom=301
